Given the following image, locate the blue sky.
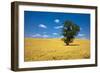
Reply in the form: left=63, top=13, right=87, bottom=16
left=24, top=11, right=90, bottom=39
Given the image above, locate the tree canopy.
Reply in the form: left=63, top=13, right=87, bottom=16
left=62, top=20, right=80, bottom=45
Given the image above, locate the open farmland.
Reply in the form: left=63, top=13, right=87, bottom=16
left=24, top=38, right=90, bottom=61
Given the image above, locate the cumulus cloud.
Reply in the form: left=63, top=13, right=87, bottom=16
left=42, top=34, right=49, bottom=38
left=32, top=34, right=49, bottom=38
left=54, top=19, right=60, bottom=23
left=38, top=24, right=47, bottom=28
left=59, top=36, right=64, bottom=38
left=52, top=33, right=58, bottom=35
left=78, top=34, right=85, bottom=37
left=32, top=34, right=41, bottom=38
left=54, top=26, right=63, bottom=29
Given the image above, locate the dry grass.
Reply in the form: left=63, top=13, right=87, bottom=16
left=24, top=38, right=90, bottom=61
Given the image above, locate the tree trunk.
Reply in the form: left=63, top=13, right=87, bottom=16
left=66, top=43, right=69, bottom=45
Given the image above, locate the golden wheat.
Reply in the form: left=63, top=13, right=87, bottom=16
left=24, top=38, right=90, bottom=61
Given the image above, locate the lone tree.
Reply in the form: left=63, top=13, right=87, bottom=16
left=62, top=20, right=80, bottom=45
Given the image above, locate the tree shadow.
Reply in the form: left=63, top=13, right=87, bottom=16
left=69, top=44, right=79, bottom=46
left=64, top=44, right=79, bottom=46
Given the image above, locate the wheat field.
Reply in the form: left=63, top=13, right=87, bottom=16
left=24, top=38, right=90, bottom=62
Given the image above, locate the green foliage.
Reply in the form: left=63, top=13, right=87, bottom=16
left=62, top=20, right=80, bottom=45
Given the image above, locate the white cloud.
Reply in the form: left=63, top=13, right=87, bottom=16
left=39, top=24, right=47, bottom=28
left=59, top=36, right=64, bottom=38
left=42, top=34, right=49, bottom=38
left=54, top=19, right=60, bottom=23
left=32, top=34, right=41, bottom=37
left=32, top=34, right=49, bottom=38
left=78, top=34, right=85, bottom=37
left=54, top=26, right=63, bottom=29
left=53, top=33, right=58, bottom=35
